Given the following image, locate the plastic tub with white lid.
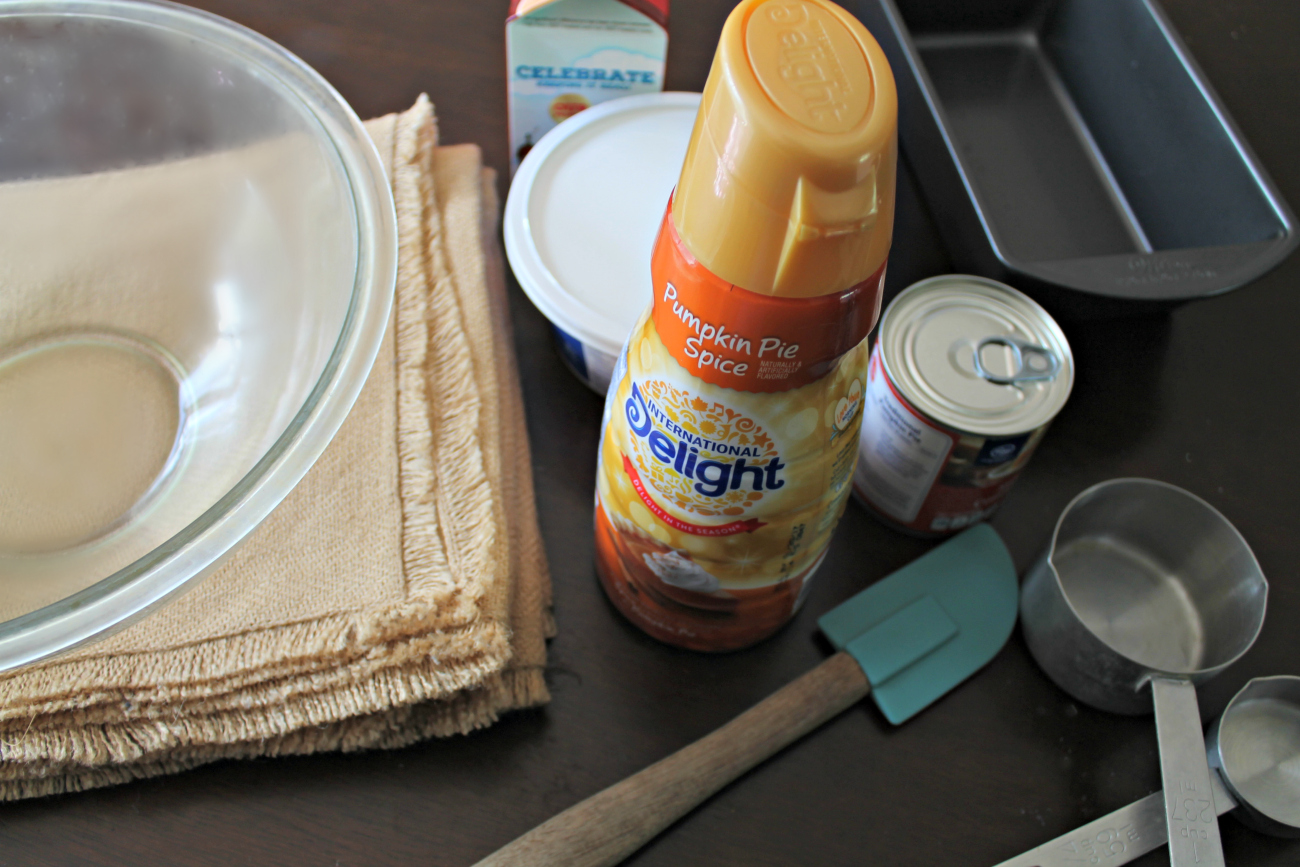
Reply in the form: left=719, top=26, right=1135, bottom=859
left=504, top=92, right=701, bottom=394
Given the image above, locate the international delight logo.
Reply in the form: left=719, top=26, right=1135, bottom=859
left=620, top=379, right=785, bottom=536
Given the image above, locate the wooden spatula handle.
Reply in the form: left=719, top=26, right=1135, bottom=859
left=473, top=651, right=870, bottom=867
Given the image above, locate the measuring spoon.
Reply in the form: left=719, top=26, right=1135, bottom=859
left=994, top=675, right=1300, bottom=867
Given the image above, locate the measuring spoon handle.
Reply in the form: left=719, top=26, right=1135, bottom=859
left=992, top=773, right=1236, bottom=867
left=1152, top=677, right=1228, bottom=867
left=472, top=652, right=871, bottom=867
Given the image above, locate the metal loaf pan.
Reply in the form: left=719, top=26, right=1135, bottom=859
left=854, top=0, right=1297, bottom=318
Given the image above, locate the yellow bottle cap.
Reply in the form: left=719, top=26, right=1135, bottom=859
left=673, top=0, right=897, bottom=298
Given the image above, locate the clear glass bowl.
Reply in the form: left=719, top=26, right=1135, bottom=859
left=0, top=0, right=397, bottom=670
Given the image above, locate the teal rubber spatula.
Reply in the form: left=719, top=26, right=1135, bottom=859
left=474, top=523, right=1019, bottom=867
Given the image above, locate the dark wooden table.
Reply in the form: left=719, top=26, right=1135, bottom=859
left=4, top=2, right=1299, bottom=865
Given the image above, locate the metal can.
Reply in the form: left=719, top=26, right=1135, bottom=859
left=853, top=275, right=1074, bottom=536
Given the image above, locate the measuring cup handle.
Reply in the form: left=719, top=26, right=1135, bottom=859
left=1152, top=677, right=1227, bottom=867
left=989, top=774, right=1236, bottom=867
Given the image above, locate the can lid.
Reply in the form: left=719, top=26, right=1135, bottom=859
left=503, top=92, right=700, bottom=357
left=879, top=276, right=1074, bottom=436
left=672, top=0, right=897, bottom=298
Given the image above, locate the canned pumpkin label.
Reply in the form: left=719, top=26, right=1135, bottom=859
left=856, top=346, right=1043, bottom=532
left=852, top=275, right=1072, bottom=537
left=856, top=347, right=954, bottom=523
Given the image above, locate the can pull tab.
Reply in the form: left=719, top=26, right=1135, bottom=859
left=972, top=336, right=1060, bottom=385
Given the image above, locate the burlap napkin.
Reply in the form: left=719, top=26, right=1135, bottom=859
left=0, top=96, right=553, bottom=799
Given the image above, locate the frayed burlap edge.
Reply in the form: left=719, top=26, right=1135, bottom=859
left=0, top=667, right=550, bottom=800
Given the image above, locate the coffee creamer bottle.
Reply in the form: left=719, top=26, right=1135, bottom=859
left=594, top=0, right=897, bottom=651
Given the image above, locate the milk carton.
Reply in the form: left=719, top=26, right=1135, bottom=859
left=506, top=0, right=669, bottom=176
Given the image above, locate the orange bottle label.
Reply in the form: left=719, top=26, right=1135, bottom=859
left=650, top=208, right=884, bottom=393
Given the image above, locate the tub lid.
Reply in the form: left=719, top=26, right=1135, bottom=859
left=504, top=92, right=701, bottom=357
left=879, top=275, right=1074, bottom=436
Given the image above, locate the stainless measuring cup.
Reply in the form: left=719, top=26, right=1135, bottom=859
left=1021, top=479, right=1268, bottom=867
left=994, top=676, right=1300, bottom=867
